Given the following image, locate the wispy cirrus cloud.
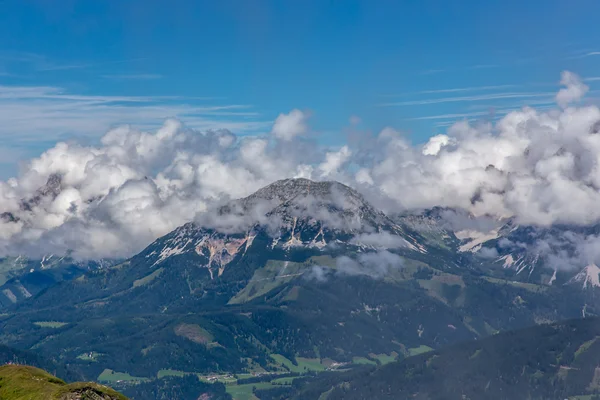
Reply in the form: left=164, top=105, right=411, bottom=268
left=102, top=73, right=163, bottom=80
left=568, top=51, right=600, bottom=59
left=0, top=84, right=269, bottom=145
left=407, top=111, right=494, bottom=121
left=378, top=91, right=553, bottom=106
left=466, top=64, right=499, bottom=70
left=382, top=84, right=518, bottom=97
left=0, top=51, right=147, bottom=73
left=415, top=104, right=556, bottom=127
left=419, top=69, right=445, bottom=75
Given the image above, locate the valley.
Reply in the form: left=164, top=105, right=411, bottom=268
left=0, top=179, right=598, bottom=399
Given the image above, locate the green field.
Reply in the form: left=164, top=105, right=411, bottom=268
left=351, top=356, right=377, bottom=365
left=157, top=369, right=188, bottom=378
left=229, top=260, right=306, bottom=304
left=271, top=376, right=296, bottom=385
left=370, top=352, right=398, bottom=365
left=482, top=276, right=547, bottom=293
left=227, top=382, right=289, bottom=400
left=270, top=354, right=326, bottom=372
left=97, top=369, right=149, bottom=383
left=133, top=267, right=164, bottom=287
left=407, top=345, right=434, bottom=356
left=230, top=256, right=335, bottom=304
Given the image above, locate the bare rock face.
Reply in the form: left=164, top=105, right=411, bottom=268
left=21, top=173, right=63, bottom=211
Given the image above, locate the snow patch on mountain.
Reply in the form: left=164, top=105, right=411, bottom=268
left=500, top=254, right=515, bottom=268
left=15, top=282, right=31, bottom=298
left=2, top=289, right=16, bottom=303
left=568, top=264, right=600, bottom=289
left=152, top=238, right=193, bottom=267
left=549, top=269, right=557, bottom=285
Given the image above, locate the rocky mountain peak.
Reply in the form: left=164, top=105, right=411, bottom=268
left=241, top=178, right=365, bottom=208
left=568, top=264, right=600, bottom=289
left=213, top=178, right=388, bottom=231
left=21, top=173, right=63, bottom=212
left=140, top=178, right=419, bottom=275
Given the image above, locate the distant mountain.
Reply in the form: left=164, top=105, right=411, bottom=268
left=0, top=173, right=63, bottom=222
left=397, top=206, right=600, bottom=293
left=295, top=317, right=600, bottom=400
left=0, top=173, right=118, bottom=308
left=0, top=178, right=597, bottom=396
left=0, top=364, right=126, bottom=400
left=0, top=254, right=115, bottom=308
left=0, top=343, right=78, bottom=382
left=139, top=178, right=425, bottom=280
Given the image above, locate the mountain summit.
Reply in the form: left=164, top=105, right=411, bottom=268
left=139, top=178, right=420, bottom=278
left=218, top=178, right=390, bottom=232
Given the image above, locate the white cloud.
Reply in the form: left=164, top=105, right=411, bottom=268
left=350, top=232, right=410, bottom=249
left=386, top=84, right=517, bottom=97
left=0, top=84, right=268, bottom=145
left=271, top=109, right=308, bottom=140
left=0, top=110, right=356, bottom=258
left=357, top=72, right=600, bottom=227
left=570, top=51, right=600, bottom=59
left=336, top=250, right=404, bottom=278
left=422, top=134, right=453, bottom=156
left=379, top=91, right=552, bottom=107
left=2, top=71, right=600, bottom=260
left=102, top=74, right=163, bottom=80
left=556, top=71, right=589, bottom=108
left=318, top=146, right=351, bottom=178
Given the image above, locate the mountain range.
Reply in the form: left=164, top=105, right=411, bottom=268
left=0, top=178, right=599, bottom=399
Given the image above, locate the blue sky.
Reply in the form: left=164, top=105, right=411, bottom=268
left=1, top=0, right=600, bottom=177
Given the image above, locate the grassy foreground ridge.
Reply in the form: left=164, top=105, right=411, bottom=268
left=0, top=364, right=127, bottom=400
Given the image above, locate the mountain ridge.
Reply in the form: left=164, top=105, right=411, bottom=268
left=0, top=178, right=598, bottom=398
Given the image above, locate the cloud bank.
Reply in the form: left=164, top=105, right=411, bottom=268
left=1, top=72, right=600, bottom=259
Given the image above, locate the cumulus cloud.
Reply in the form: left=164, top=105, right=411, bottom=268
left=318, top=146, right=351, bottom=178
left=357, top=72, right=600, bottom=228
left=422, top=134, right=454, bottom=156
left=271, top=109, right=308, bottom=140
left=556, top=71, right=589, bottom=108
left=0, top=116, right=333, bottom=259
left=3, top=70, right=600, bottom=261
left=0, top=85, right=268, bottom=146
